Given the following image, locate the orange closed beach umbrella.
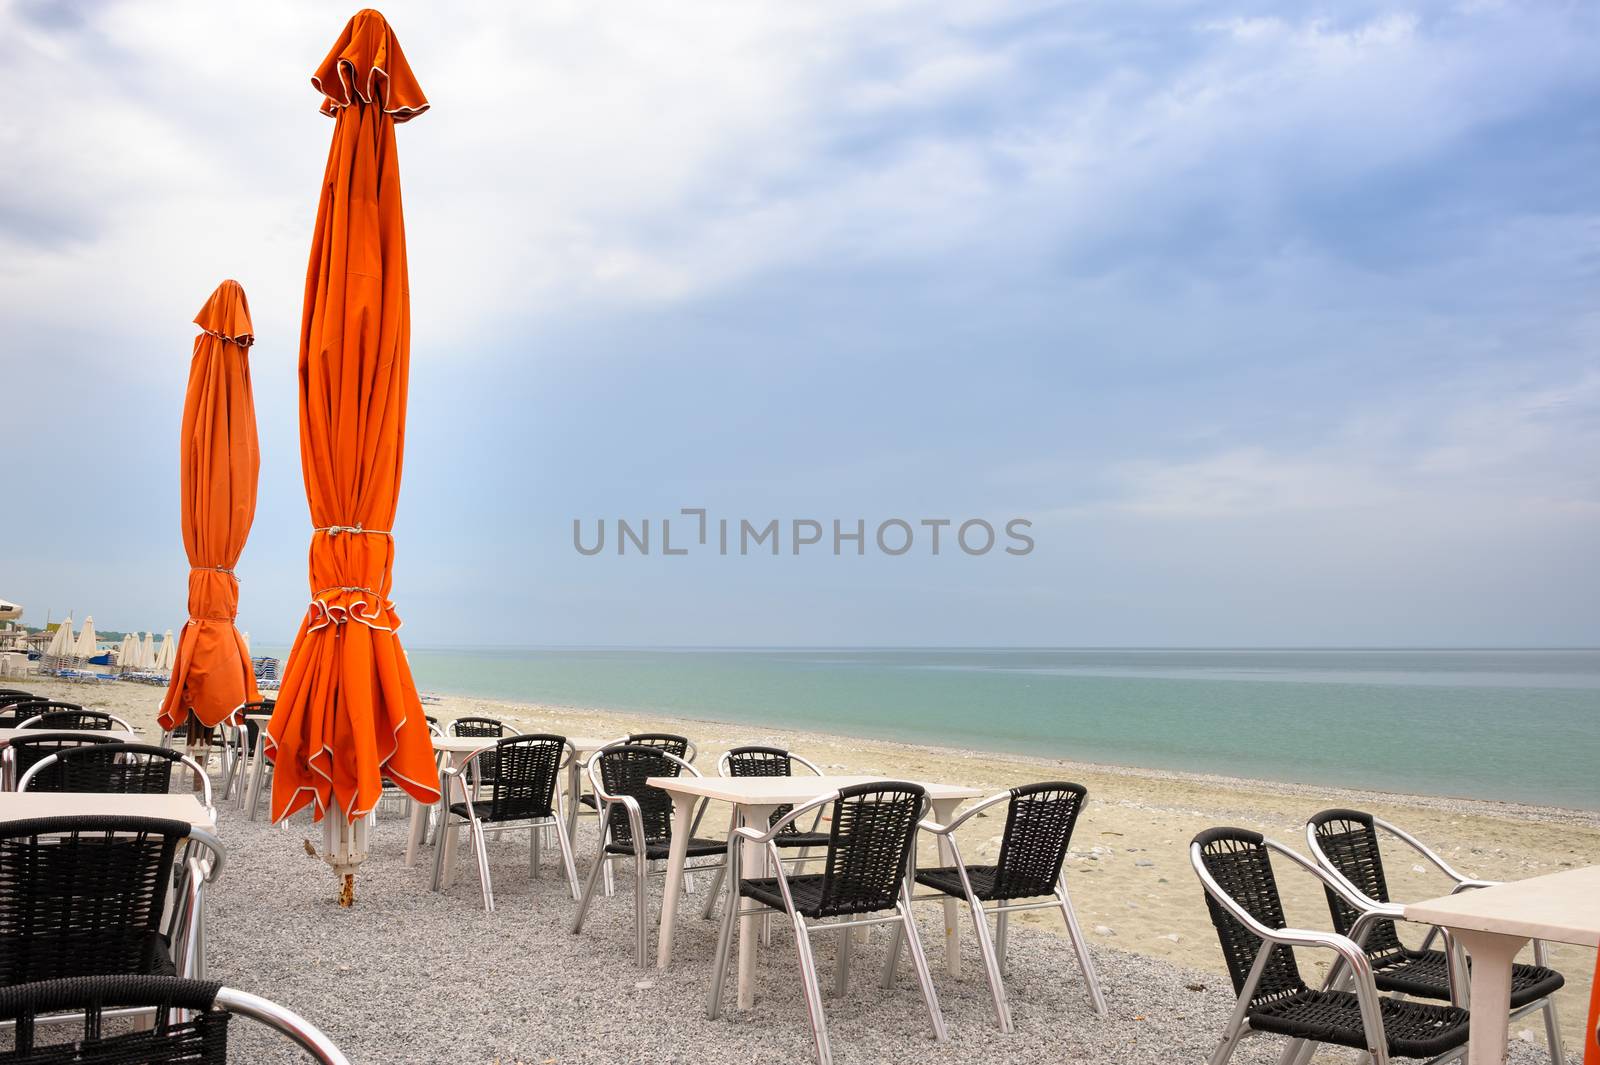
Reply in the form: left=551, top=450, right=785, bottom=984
left=267, top=8, right=439, bottom=903
left=158, top=280, right=262, bottom=732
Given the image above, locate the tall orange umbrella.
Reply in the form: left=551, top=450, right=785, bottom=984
left=267, top=8, right=439, bottom=904
left=158, top=280, right=262, bottom=732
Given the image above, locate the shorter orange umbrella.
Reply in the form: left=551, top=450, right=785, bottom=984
left=158, top=281, right=262, bottom=732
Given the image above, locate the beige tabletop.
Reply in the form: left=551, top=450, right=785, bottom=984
left=0, top=727, right=140, bottom=746
left=647, top=774, right=983, bottom=805
left=1405, top=865, right=1600, bottom=946
left=0, top=792, right=215, bottom=828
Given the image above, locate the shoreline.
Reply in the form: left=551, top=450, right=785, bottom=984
left=437, top=693, right=1600, bottom=827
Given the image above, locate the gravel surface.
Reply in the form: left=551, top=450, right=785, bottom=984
left=204, top=807, right=1572, bottom=1064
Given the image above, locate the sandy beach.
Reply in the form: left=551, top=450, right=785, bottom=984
left=12, top=674, right=1597, bottom=1057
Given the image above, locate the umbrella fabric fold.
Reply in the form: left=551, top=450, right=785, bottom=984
left=158, top=281, right=262, bottom=731
left=268, top=9, right=440, bottom=827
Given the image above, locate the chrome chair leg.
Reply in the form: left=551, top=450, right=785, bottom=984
left=790, top=913, right=833, bottom=1065
left=707, top=847, right=741, bottom=1020
left=701, top=865, right=726, bottom=920
left=429, top=815, right=450, bottom=892
left=633, top=845, right=650, bottom=967
left=1056, top=876, right=1108, bottom=1016
left=897, top=897, right=948, bottom=1042
left=1532, top=941, right=1564, bottom=1065
left=571, top=834, right=608, bottom=933
left=472, top=821, right=495, bottom=912
left=965, top=895, right=1014, bottom=1032
left=530, top=823, right=541, bottom=879
left=995, top=908, right=1010, bottom=976
left=551, top=812, right=582, bottom=900
left=879, top=915, right=905, bottom=989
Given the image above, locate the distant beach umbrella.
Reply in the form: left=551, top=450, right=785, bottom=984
left=267, top=9, right=439, bottom=906
left=141, top=631, right=156, bottom=670
left=155, top=629, right=177, bottom=672
left=117, top=633, right=138, bottom=670
left=157, top=281, right=263, bottom=731
left=45, top=616, right=74, bottom=659
left=72, top=616, right=97, bottom=660
left=241, top=631, right=250, bottom=655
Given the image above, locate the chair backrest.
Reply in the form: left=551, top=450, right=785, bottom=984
left=21, top=743, right=194, bottom=797
left=0, top=975, right=349, bottom=1065
left=0, top=689, right=37, bottom=707
left=0, top=816, right=191, bottom=985
left=5, top=733, right=120, bottom=787
left=1192, top=827, right=1307, bottom=1006
left=233, top=700, right=274, bottom=746
left=989, top=781, right=1087, bottom=900
left=1308, top=808, right=1405, bottom=962
left=22, top=707, right=122, bottom=731
left=1, top=700, right=83, bottom=726
left=451, top=716, right=504, bottom=738
left=595, top=744, right=687, bottom=847
left=627, top=732, right=692, bottom=761
left=813, top=782, right=926, bottom=918
left=723, top=744, right=793, bottom=778
left=485, top=735, right=568, bottom=821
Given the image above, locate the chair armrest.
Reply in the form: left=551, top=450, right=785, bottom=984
left=730, top=791, right=837, bottom=846
left=918, top=789, right=1009, bottom=835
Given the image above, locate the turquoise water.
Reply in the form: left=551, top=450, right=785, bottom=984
left=261, top=647, right=1600, bottom=810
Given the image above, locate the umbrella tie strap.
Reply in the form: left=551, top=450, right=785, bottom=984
left=192, top=565, right=238, bottom=581
left=312, top=586, right=382, bottom=599
left=315, top=524, right=393, bottom=537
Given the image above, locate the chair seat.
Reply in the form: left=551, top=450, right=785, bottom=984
left=741, top=873, right=900, bottom=919
left=916, top=864, right=1028, bottom=901
left=447, top=800, right=556, bottom=823
left=1, top=930, right=174, bottom=985
left=604, top=836, right=724, bottom=860
left=578, top=793, right=597, bottom=809
left=773, top=830, right=830, bottom=849
left=1249, top=989, right=1469, bottom=1059
left=1374, top=948, right=1564, bottom=1009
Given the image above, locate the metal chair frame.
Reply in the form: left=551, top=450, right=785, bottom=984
left=19, top=744, right=214, bottom=820
left=1190, top=830, right=1468, bottom=1065
left=576, top=733, right=701, bottom=899
left=0, top=975, right=349, bottom=1064
left=16, top=707, right=133, bottom=732
left=1304, top=810, right=1565, bottom=1065
left=0, top=733, right=119, bottom=791
left=705, top=785, right=947, bottom=1065
left=570, top=745, right=725, bottom=966
left=891, top=784, right=1106, bottom=1032
left=429, top=735, right=582, bottom=912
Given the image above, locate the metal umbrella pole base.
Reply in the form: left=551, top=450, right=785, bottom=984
left=322, top=798, right=371, bottom=907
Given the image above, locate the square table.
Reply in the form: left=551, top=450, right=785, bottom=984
left=1406, top=865, right=1600, bottom=1065
left=0, top=727, right=141, bottom=790
left=646, top=774, right=983, bottom=1008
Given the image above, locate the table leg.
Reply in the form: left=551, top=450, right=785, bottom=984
left=245, top=732, right=267, bottom=821
left=929, top=797, right=964, bottom=976
left=656, top=792, right=699, bottom=968
left=440, top=753, right=465, bottom=889
left=737, top=802, right=781, bottom=1010
left=1453, top=928, right=1528, bottom=1065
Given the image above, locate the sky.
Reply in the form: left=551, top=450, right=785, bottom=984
left=2, top=0, right=1597, bottom=648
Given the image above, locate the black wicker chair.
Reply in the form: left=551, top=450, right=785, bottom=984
left=1, top=701, right=85, bottom=727
left=431, top=735, right=581, bottom=911
left=897, top=781, right=1105, bottom=1031
left=19, top=744, right=212, bottom=816
left=577, top=732, right=696, bottom=810
left=1307, top=808, right=1565, bottom=1063
left=0, top=816, right=224, bottom=987
left=1191, top=827, right=1471, bottom=1065
left=571, top=744, right=725, bottom=966
left=0, top=733, right=118, bottom=792
left=699, top=745, right=829, bottom=921
left=0, top=975, right=348, bottom=1063
left=17, top=708, right=133, bottom=733
left=0, top=690, right=37, bottom=710
left=706, top=781, right=945, bottom=1065
left=450, top=716, right=506, bottom=790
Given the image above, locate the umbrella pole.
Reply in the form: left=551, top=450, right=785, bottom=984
left=323, top=798, right=371, bottom=907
